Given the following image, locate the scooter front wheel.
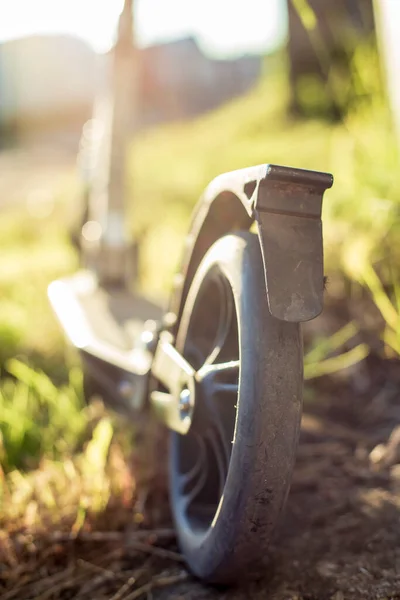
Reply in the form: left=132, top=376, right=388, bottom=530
left=170, top=232, right=303, bottom=583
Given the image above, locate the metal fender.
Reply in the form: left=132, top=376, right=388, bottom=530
left=169, top=164, right=333, bottom=325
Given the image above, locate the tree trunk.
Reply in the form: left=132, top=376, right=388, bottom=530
left=287, top=0, right=375, bottom=119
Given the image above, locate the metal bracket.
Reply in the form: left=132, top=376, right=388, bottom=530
left=150, top=332, right=196, bottom=434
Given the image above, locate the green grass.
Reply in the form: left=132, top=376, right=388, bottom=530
left=0, top=207, right=84, bottom=475
left=0, top=205, right=136, bottom=530
left=0, top=360, right=84, bottom=471
left=1, top=44, right=399, bottom=520
left=128, top=49, right=399, bottom=297
left=0, top=209, right=77, bottom=373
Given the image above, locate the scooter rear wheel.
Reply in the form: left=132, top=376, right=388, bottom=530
left=170, top=232, right=303, bottom=583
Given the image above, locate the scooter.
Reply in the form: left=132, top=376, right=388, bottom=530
left=49, top=160, right=332, bottom=583
left=48, top=0, right=333, bottom=584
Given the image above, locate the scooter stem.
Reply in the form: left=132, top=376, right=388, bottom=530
left=86, top=0, right=136, bottom=286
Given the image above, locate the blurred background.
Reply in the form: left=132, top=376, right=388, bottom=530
left=1, top=1, right=400, bottom=598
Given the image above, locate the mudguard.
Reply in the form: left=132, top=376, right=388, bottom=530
left=169, top=164, right=333, bottom=325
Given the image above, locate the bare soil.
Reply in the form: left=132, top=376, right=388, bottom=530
left=2, top=357, right=400, bottom=600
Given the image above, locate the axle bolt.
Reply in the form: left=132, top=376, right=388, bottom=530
left=179, top=388, right=192, bottom=419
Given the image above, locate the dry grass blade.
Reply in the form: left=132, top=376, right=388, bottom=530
left=107, top=567, right=149, bottom=600
left=123, top=571, right=189, bottom=600
left=128, top=540, right=184, bottom=562
left=77, top=557, right=118, bottom=578
left=0, top=574, right=37, bottom=600
left=74, top=570, right=124, bottom=600
left=34, top=570, right=89, bottom=600
left=45, top=528, right=175, bottom=543
left=1, top=566, right=76, bottom=600
left=108, top=575, right=138, bottom=600
left=0, top=527, right=182, bottom=599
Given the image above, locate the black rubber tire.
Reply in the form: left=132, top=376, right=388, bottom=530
left=170, top=232, right=303, bottom=584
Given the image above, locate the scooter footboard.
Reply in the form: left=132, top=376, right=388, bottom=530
left=48, top=271, right=162, bottom=411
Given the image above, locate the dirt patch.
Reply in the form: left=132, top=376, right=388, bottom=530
left=2, top=366, right=400, bottom=600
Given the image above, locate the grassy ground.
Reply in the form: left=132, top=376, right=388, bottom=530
left=1, top=47, right=400, bottom=598
left=128, top=51, right=400, bottom=297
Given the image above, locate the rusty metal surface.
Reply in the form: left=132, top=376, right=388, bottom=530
left=255, top=166, right=333, bottom=322
left=169, top=163, right=333, bottom=326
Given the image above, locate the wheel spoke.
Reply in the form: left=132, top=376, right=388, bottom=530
left=214, top=382, right=239, bottom=395
left=213, top=408, right=234, bottom=462
left=180, top=426, right=231, bottom=514
left=205, top=427, right=229, bottom=497
left=173, top=268, right=240, bottom=532
left=177, top=433, right=206, bottom=494
left=203, top=277, right=233, bottom=365
left=178, top=434, right=209, bottom=513
left=196, top=359, right=239, bottom=382
left=194, top=357, right=238, bottom=489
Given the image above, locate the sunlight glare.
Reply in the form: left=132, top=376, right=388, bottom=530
left=0, top=0, right=286, bottom=56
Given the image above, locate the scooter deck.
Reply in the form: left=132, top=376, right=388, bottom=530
left=77, top=277, right=161, bottom=350
left=48, top=270, right=162, bottom=412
